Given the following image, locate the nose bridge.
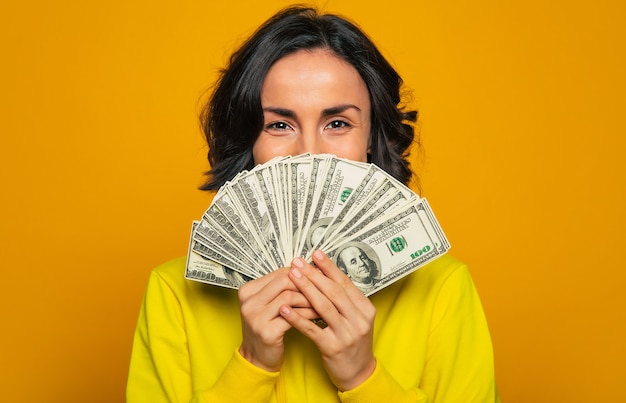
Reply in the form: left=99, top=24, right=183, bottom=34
left=297, top=125, right=320, bottom=155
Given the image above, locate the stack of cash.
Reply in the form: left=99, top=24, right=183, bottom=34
left=185, top=154, right=450, bottom=296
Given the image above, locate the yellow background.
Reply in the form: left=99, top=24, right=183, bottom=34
left=1, top=0, right=624, bottom=401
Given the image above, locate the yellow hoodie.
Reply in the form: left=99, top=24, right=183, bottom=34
left=127, top=254, right=499, bottom=402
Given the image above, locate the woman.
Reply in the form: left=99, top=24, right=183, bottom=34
left=127, top=6, right=499, bottom=402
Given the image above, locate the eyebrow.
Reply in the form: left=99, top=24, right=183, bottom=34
left=262, top=104, right=362, bottom=118
left=321, top=104, right=362, bottom=117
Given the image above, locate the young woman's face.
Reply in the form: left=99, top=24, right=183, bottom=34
left=253, top=49, right=371, bottom=164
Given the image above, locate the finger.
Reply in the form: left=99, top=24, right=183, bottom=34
left=296, top=256, right=358, bottom=305
left=273, top=290, right=314, bottom=309
left=311, top=250, right=351, bottom=285
left=292, top=307, right=321, bottom=320
left=312, top=250, right=369, bottom=300
left=239, top=267, right=296, bottom=304
left=291, top=257, right=371, bottom=325
left=241, top=290, right=312, bottom=346
left=289, top=259, right=346, bottom=324
left=240, top=267, right=292, bottom=293
left=279, top=304, right=326, bottom=338
left=247, top=289, right=314, bottom=325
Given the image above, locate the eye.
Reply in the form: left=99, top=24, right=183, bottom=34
left=325, top=120, right=351, bottom=130
left=266, top=121, right=292, bottom=131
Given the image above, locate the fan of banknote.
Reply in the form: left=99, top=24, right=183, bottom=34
left=184, top=153, right=450, bottom=296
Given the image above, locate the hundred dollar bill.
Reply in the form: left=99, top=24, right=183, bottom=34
left=312, top=188, right=415, bottom=259
left=298, top=157, right=372, bottom=259
left=186, top=153, right=451, bottom=296
left=290, top=158, right=312, bottom=256
left=416, top=197, right=451, bottom=254
left=185, top=221, right=253, bottom=289
left=254, top=164, right=288, bottom=266
left=228, top=172, right=284, bottom=269
left=293, top=155, right=333, bottom=256
left=288, top=154, right=312, bottom=255
left=325, top=199, right=448, bottom=296
left=192, top=223, right=259, bottom=278
left=195, top=216, right=268, bottom=277
left=308, top=167, right=410, bottom=256
left=205, top=191, right=276, bottom=274
left=270, top=158, right=292, bottom=261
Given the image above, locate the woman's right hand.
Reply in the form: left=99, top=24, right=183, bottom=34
left=238, top=267, right=317, bottom=372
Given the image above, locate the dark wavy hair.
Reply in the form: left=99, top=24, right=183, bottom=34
left=199, top=5, right=418, bottom=190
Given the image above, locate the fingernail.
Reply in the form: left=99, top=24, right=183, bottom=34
left=292, top=257, right=304, bottom=268
left=313, top=250, right=325, bottom=261
left=280, top=306, right=291, bottom=315
left=291, top=267, right=302, bottom=279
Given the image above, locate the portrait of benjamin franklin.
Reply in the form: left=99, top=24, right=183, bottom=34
left=333, top=242, right=381, bottom=293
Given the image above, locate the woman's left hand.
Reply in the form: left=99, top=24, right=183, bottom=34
left=279, top=250, right=377, bottom=391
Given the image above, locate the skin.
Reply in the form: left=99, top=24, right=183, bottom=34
left=253, top=49, right=371, bottom=164
left=240, top=48, right=377, bottom=391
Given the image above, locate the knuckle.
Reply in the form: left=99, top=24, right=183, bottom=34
left=302, top=323, right=318, bottom=338
left=239, top=297, right=259, bottom=317
left=356, top=321, right=371, bottom=338
left=325, top=283, right=344, bottom=301
left=317, top=300, right=335, bottom=316
left=258, top=328, right=275, bottom=343
left=325, top=340, right=344, bottom=356
left=365, top=304, right=376, bottom=320
left=238, top=283, right=252, bottom=299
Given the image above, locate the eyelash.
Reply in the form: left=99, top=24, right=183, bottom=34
left=326, top=120, right=351, bottom=129
left=266, top=121, right=292, bottom=131
left=264, top=119, right=352, bottom=132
